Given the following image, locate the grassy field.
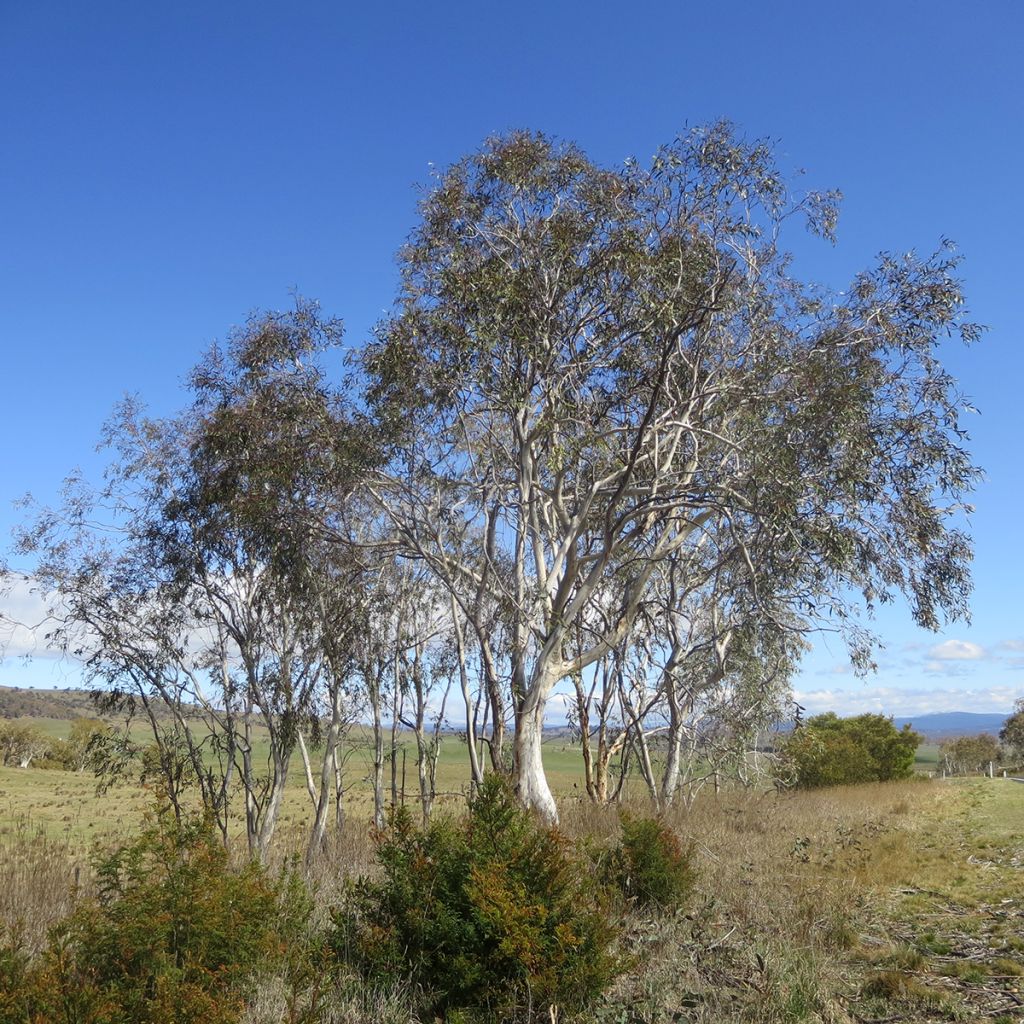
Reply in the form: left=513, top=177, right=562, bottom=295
left=0, top=719, right=948, bottom=848
left=6, top=714, right=1021, bottom=1021
left=915, top=741, right=941, bottom=771
left=589, top=777, right=1024, bottom=1023
left=0, top=716, right=615, bottom=838
left=2, top=769, right=1023, bottom=1022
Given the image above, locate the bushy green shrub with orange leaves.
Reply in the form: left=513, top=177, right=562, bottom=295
left=331, top=775, right=620, bottom=1022
left=0, top=808, right=314, bottom=1024
left=603, top=815, right=696, bottom=911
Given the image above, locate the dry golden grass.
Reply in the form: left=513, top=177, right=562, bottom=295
left=562, top=779, right=1022, bottom=1023
left=2, top=773, right=1021, bottom=1022
left=0, top=817, right=90, bottom=953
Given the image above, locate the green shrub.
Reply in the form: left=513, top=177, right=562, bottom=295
left=0, top=807, right=314, bottom=1024
left=332, top=775, right=620, bottom=1022
left=605, top=816, right=695, bottom=910
left=779, top=713, right=922, bottom=788
left=0, top=925, right=35, bottom=1024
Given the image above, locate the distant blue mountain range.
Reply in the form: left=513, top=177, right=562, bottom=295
left=891, top=712, right=1008, bottom=740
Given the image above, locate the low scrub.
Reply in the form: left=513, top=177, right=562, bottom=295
left=331, top=775, right=620, bottom=1022
left=597, top=814, right=696, bottom=911
left=0, top=807, right=314, bottom=1024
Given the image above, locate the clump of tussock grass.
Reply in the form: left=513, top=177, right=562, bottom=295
left=860, top=968, right=960, bottom=1014
left=0, top=815, right=89, bottom=952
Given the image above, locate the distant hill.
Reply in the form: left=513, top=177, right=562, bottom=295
left=892, top=712, right=1008, bottom=741
left=1, top=685, right=1013, bottom=743
left=0, top=684, right=100, bottom=719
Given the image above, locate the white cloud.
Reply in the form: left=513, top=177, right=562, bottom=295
left=792, top=684, right=1018, bottom=717
left=0, top=575, right=66, bottom=661
left=927, top=639, right=987, bottom=661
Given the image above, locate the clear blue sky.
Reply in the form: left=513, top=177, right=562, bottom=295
left=2, top=1, right=1022, bottom=715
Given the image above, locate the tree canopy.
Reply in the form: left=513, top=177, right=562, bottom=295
left=4, top=122, right=981, bottom=825
left=362, top=123, right=979, bottom=818
left=999, top=698, right=1024, bottom=760
left=938, top=733, right=1001, bottom=776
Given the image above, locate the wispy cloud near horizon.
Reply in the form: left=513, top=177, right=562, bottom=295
left=793, top=684, right=1017, bottom=717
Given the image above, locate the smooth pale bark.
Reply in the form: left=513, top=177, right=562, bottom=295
left=299, top=682, right=347, bottom=865
left=514, top=697, right=559, bottom=824
left=307, top=735, right=339, bottom=862
left=451, top=595, right=484, bottom=790
left=619, top=688, right=661, bottom=809
left=332, top=747, right=345, bottom=833
left=241, top=714, right=260, bottom=858
left=310, top=686, right=347, bottom=856
left=389, top=653, right=402, bottom=809
left=370, top=679, right=386, bottom=830
left=253, top=747, right=291, bottom=861
left=475, top=632, right=507, bottom=771
left=507, top=518, right=709, bottom=818
left=660, top=694, right=685, bottom=807
left=414, top=740, right=430, bottom=824
left=407, top=652, right=432, bottom=826
left=297, top=731, right=319, bottom=805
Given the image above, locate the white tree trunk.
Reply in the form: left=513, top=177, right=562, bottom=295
left=255, top=749, right=290, bottom=861
left=372, top=687, right=386, bottom=830
left=306, top=702, right=344, bottom=864
left=660, top=694, right=684, bottom=806
left=451, top=595, right=484, bottom=789
left=514, top=701, right=558, bottom=824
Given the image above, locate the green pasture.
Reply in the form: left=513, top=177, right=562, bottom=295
left=0, top=724, right=592, bottom=844
left=0, top=714, right=948, bottom=845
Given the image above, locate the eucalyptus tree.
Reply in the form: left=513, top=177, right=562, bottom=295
left=165, top=301, right=373, bottom=858
left=390, top=561, right=456, bottom=824
left=568, top=629, right=628, bottom=805
left=7, top=302, right=374, bottom=859
left=1001, top=699, right=1024, bottom=761
left=363, top=123, right=980, bottom=822
left=353, top=564, right=398, bottom=830
left=629, top=512, right=806, bottom=806
left=9, top=464, right=242, bottom=839
left=567, top=558, right=796, bottom=809
left=0, top=721, right=51, bottom=769
left=351, top=553, right=457, bottom=827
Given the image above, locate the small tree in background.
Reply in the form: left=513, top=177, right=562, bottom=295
left=0, top=721, right=51, bottom=769
left=939, top=733, right=1001, bottom=775
left=781, top=713, right=921, bottom=788
left=999, top=698, right=1024, bottom=761
left=62, top=717, right=110, bottom=772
